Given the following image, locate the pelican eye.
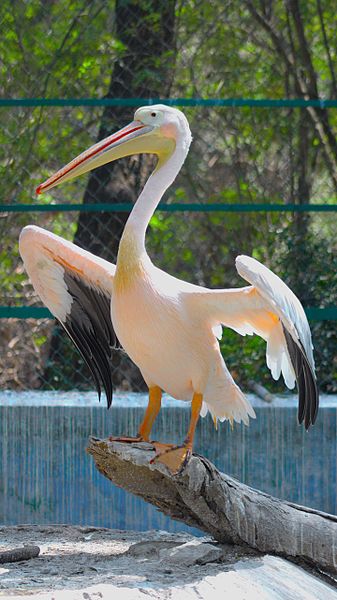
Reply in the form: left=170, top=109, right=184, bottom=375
left=151, top=112, right=157, bottom=118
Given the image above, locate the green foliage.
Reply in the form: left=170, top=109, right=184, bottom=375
left=0, top=0, right=116, bottom=201
left=220, top=330, right=272, bottom=389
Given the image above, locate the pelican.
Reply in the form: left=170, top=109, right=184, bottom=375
left=19, top=105, right=318, bottom=474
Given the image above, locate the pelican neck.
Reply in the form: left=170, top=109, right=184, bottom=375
left=118, top=139, right=189, bottom=261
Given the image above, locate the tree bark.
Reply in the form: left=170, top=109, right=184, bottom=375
left=87, top=437, right=337, bottom=576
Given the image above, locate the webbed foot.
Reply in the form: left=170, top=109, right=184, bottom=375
left=150, top=444, right=192, bottom=475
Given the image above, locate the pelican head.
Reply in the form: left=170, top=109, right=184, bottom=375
left=36, top=104, right=192, bottom=194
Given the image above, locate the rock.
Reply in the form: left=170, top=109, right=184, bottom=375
left=160, top=540, right=223, bottom=566
left=127, top=540, right=180, bottom=558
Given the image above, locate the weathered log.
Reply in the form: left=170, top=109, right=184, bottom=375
left=87, top=438, right=337, bottom=575
left=0, top=545, right=40, bottom=564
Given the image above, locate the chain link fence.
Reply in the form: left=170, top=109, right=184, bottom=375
left=1, top=1, right=336, bottom=393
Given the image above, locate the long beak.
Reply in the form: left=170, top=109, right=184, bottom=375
left=36, top=120, right=165, bottom=194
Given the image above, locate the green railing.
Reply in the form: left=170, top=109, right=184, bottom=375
left=1, top=306, right=336, bottom=320
left=1, top=203, right=337, bottom=213
left=3, top=97, right=337, bottom=108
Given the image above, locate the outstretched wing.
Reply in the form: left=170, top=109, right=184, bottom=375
left=196, top=255, right=318, bottom=429
left=19, top=225, right=118, bottom=407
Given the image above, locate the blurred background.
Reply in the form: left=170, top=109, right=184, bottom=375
left=1, top=0, right=336, bottom=395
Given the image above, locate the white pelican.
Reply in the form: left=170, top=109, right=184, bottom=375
left=19, top=104, right=318, bottom=474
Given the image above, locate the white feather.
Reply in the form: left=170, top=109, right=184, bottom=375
left=235, top=255, right=315, bottom=372
left=19, top=225, right=114, bottom=323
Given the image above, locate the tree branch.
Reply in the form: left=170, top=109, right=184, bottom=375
left=316, top=0, right=337, bottom=97
left=87, top=438, right=337, bottom=575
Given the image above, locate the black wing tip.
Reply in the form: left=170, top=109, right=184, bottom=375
left=94, top=381, right=112, bottom=409
left=282, top=326, right=319, bottom=430
left=60, top=318, right=114, bottom=409
left=103, top=379, right=113, bottom=410
left=60, top=270, right=118, bottom=411
left=299, top=358, right=319, bottom=430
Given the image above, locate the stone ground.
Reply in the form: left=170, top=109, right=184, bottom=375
left=0, top=526, right=336, bottom=599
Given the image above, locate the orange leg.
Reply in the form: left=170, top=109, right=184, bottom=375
left=151, top=392, right=203, bottom=475
left=109, top=386, right=162, bottom=443
left=138, top=386, right=162, bottom=441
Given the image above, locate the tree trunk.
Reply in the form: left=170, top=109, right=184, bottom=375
left=45, top=0, right=176, bottom=391
left=74, top=0, right=176, bottom=261
left=87, top=438, right=337, bottom=576
left=286, top=107, right=313, bottom=303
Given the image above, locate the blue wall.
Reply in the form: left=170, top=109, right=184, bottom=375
left=0, top=392, right=336, bottom=531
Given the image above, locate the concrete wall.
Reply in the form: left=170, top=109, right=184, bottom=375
left=0, top=392, right=336, bottom=531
